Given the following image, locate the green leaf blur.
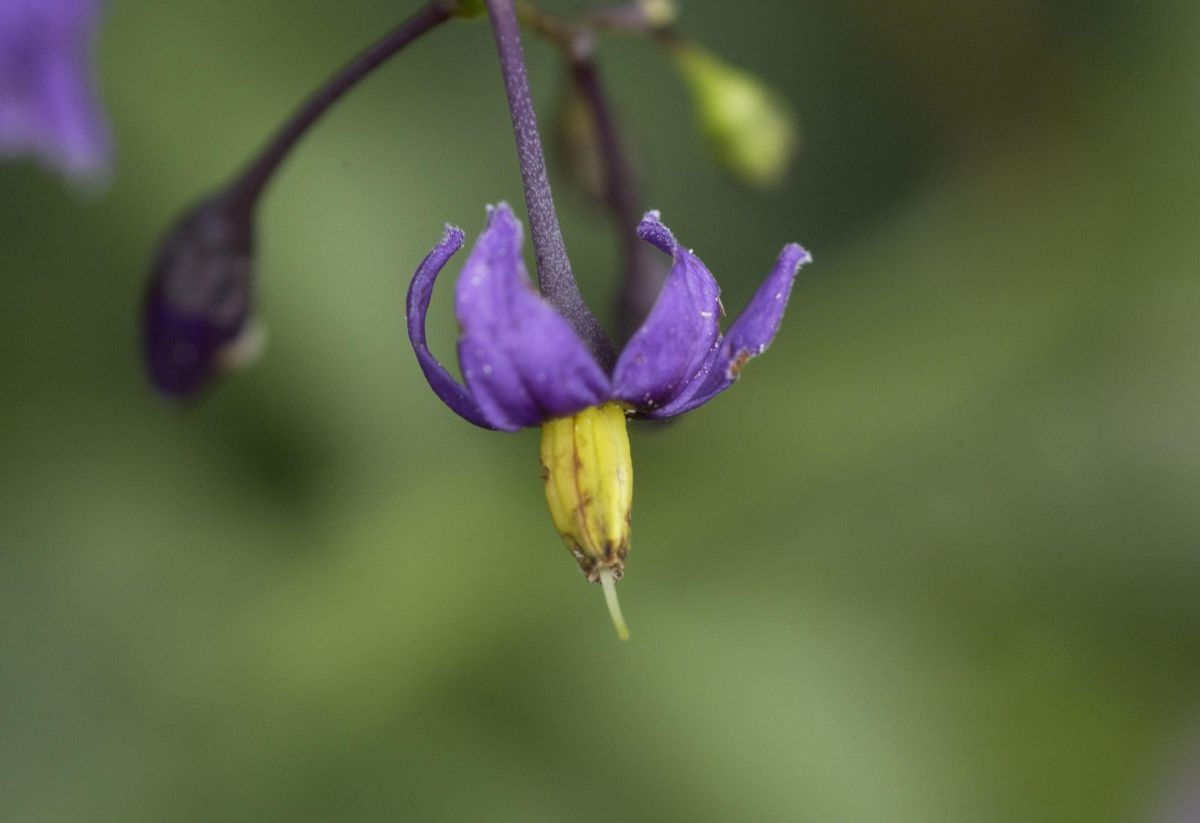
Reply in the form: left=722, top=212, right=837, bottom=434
left=1, top=2, right=1197, bottom=821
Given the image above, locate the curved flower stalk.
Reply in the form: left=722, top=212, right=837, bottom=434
left=141, top=1, right=456, bottom=398
left=0, top=0, right=111, bottom=180
left=407, top=202, right=811, bottom=636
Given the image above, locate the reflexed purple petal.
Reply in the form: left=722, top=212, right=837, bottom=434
left=611, top=211, right=722, bottom=411
left=645, top=242, right=811, bottom=419
left=455, top=203, right=609, bottom=431
left=0, top=0, right=111, bottom=180
left=406, top=224, right=497, bottom=430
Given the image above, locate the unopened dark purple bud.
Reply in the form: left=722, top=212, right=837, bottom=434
left=142, top=194, right=255, bottom=398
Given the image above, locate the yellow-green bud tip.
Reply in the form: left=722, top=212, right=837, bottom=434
left=599, top=567, right=631, bottom=641
left=638, top=0, right=679, bottom=28
left=673, top=44, right=799, bottom=188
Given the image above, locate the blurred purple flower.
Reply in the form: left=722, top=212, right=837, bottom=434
left=0, top=0, right=111, bottom=180
left=407, top=202, right=811, bottom=431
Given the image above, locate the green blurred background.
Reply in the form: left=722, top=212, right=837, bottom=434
left=3, top=1, right=1199, bottom=820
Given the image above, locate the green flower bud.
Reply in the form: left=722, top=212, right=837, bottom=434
left=673, top=44, right=798, bottom=188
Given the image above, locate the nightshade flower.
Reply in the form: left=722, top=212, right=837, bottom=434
left=0, top=0, right=111, bottom=180
left=407, top=202, right=810, bottom=637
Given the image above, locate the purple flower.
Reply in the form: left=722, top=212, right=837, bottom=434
left=407, top=202, right=808, bottom=638
left=0, top=0, right=111, bottom=179
left=407, top=202, right=811, bottom=431
left=410, top=205, right=806, bottom=638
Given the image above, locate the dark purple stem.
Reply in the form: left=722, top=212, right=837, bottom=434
left=568, top=55, right=663, bottom=342
left=484, top=0, right=616, bottom=369
left=222, top=1, right=454, bottom=213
